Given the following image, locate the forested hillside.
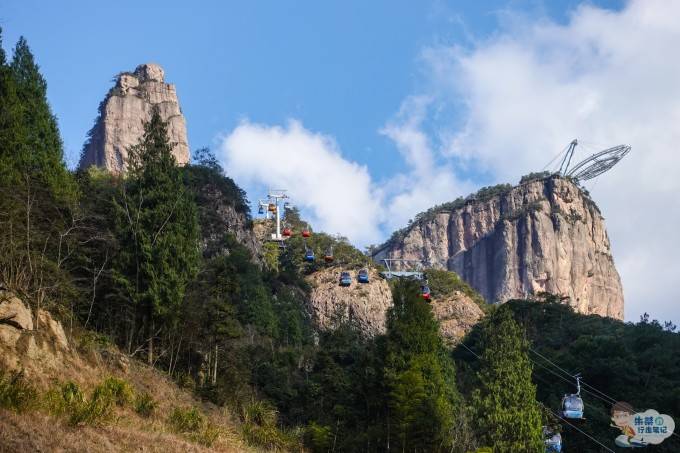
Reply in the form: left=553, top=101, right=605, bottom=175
left=457, top=297, right=680, bottom=452
left=1, top=29, right=678, bottom=453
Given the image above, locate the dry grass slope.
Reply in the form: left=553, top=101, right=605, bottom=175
left=0, top=293, right=267, bottom=452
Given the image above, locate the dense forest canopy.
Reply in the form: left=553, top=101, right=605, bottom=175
left=0, top=29, right=678, bottom=452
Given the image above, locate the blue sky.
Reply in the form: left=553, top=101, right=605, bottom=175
left=5, top=0, right=680, bottom=325
left=1, top=0, right=621, bottom=176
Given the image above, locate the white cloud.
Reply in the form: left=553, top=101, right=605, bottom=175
left=217, top=0, right=679, bottom=324
left=219, top=120, right=383, bottom=246
left=379, top=96, right=473, bottom=232
left=219, top=115, right=472, bottom=248
left=415, top=0, right=680, bottom=323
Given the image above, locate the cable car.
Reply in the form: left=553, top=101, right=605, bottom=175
left=324, top=246, right=334, bottom=263
left=339, top=271, right=352, bottom=286
left=302, top=225, right=311, bottom=238
left=267, top=203, right=277, bottom=213
left=282, top=228, right=292, bottom=237
left=304, top=249, right=315, bottom=262
left=258, top=205, right=265, bottom=215
left=543, top=427, right=562, bottom=453
left=421, top=285, right=431, bottom=300
left=358, top=268, right=369, bottom=283
left=561, top=375, right=584, bottom=419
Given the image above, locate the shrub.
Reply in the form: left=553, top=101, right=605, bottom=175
left=196, top=423, right=221, bottom=447
left=239, top=400, right=303, bottom=450
left=0, top=371, right=38, bottom=412
left=67, top=383, right=116, bottom=426
left=519, top=171, right=551, bottom=184
left=168, top=406, right=220, bottom=447
left=77, top=331, right=112, bottom=353
left=134, top=392, right=157, bottom=417
left=60, top=381, right=84, bottom=405
left=169, top=406, right=204, bottom=432
left=240, top=400, right=278, bottom=427
left=242, top=423, right=302, bottom=451
left=43, top=381, right=85, bottom=416
left=99, top=377, right=134, bottom=406
left=474, top=183, right=513, bottom=202
left=45, top=378, right=125, bottom=426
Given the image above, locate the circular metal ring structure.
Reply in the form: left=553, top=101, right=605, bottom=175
left=566, top=144, right=631, bottom=181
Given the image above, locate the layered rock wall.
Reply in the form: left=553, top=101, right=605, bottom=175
left=373, top=176, right=624, bottom=319
left=79, top=63, right=189, bottom=173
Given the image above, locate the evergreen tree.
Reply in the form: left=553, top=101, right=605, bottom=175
left=303, top=321, right=383, bottom=452
left=7, top=36, right=74, bottom=199
left=0, top=31, right=78, bottom=316
left=382, top=280, right=460, bottom=452
left=471, top=307, right=543, bottom=452
left=0, top=29, right=24, bottom=181
left=113, top=106, right=199, bottom=363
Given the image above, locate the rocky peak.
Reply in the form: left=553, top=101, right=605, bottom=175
left=79, top=63, right=190, bottom=174
left=133, top=63, right=165, bottom=82
left=373, top=176, right=624, bottom=320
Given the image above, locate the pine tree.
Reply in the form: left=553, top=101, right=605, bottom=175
left=382, top=280, right=460, bottom=452
left=0, top=32, right=78, bottom=317
left=113, top=106, right=199, bottom=363
left=0, top=29, right=25, bottom=184
left=8, top=36, right=74, bottom=199
left=471, top=307, right=543, bottom=452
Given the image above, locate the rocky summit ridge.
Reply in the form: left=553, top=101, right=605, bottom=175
left=79, top=63, right=190, bottom=173
left=373, top=175, right=624, bottom=319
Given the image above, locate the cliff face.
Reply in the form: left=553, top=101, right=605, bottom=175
left=79, top=63, right=190, bottom=173
left=307, top=268, right=393, bottom=336
left=194, top=179, right=261, bottom=262
left=306, top=268, right=484, bottom=343
left=373, top=176, right=624, bottom=319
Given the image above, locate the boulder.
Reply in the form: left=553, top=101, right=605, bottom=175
left=0, top=291, right=33, bottom=330
left=37, top=309, right=69, bottom=352
left=0, top=291, right=33, bottom=348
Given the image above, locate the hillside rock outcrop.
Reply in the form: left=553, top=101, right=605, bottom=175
left=307, top=268, right=392, bottom=336
left=431, top=293, right=485, bottom=346
left=79, top=63, right=190, bottom=173
left=0, top=291, right=74, bottom=379
left=373, top=176, right=624, bottom=319
left=306, top=268, right=483, bottom=342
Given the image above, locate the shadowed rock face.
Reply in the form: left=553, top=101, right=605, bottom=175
left=196, top=182, right=261, bottom=262
left=373, top=176, right=624, bottom=320
left=79, top=63, right=189, bottom=173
